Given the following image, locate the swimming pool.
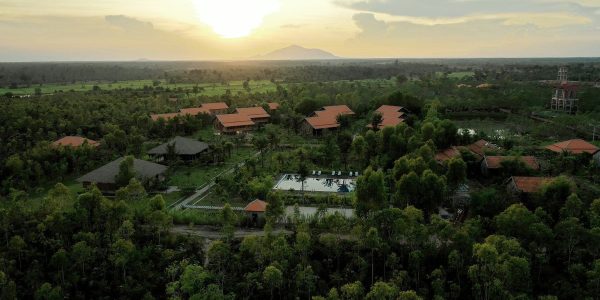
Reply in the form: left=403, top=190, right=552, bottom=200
left=273, top=174, right=356, bottom=193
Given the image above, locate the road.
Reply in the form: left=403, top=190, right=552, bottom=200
left=170, top=225, right=291, bottom=239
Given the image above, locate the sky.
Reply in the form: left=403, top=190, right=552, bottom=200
left=0, top=0, right=599, bottom=61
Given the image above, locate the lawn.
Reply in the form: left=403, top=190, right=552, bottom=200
left=168, top=146, right=257, bottom=189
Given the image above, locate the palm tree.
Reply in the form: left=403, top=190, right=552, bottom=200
left=297, top=162, right=309, bottom=203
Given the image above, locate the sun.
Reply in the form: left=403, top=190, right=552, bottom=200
left=193, top=0, right=280, bottom=38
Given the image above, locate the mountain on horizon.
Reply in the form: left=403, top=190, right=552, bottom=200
left=254, top=45, right=340, bottom=60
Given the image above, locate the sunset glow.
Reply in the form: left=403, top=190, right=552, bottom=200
left=193, top=0, right=280, bottom=38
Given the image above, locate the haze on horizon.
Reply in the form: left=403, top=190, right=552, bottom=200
left=1, top=0, right=600, bottom=62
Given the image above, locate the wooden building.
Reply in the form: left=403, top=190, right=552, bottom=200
left=545, top=139, right=600, bottom=163
left=236, top=106, right=271, bottom=124
left=481, top=156, right=540, bottom=175
left=214, top=113, right=256, bottom=134
left=507, top=176, right=551, bottom=197
left=147, top=136, right=209, bottom=161
left=367, top=105, right=406, bottom=130
left=302, top=105, right=355, bottom=136
left=77, top=157, right=168, bottom=194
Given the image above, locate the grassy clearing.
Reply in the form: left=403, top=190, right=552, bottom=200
left=168, top=147, right=256, bottom=189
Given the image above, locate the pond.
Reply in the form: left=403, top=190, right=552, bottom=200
left=273, top=174, right=357, bottom=193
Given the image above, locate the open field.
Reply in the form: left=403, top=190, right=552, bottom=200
left=0, top=78, right=396, bottom=96
left=0, top=79, right=279, bottom=96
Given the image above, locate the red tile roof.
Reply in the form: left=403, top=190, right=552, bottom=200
left=511, top=176, right=552, bottom=193
left=216, top=113, right=255, bottom=128
left=268, top=102, right=279, bottom=110
left=306, top=115, right=340, bottom=129
left=245, top=199, right=267, bottom=212
left=484, top=156, right=540, bottom=170
left=468, top=139, right=499, bottom=157
left=545, top=139, right=599, bottom=155
left=53, top=136, right=99, bottom=148
left=435, top=147, right=461, bottom=162
left=201, top=102, right=229, bottom=110
left=368, top=105, right=405, bottom=129
left=321, top=105, right=355, bottom=115
left=306, top=105, right=355, bottom=130
left=236, top=107, right=270, bottom=119
left=179, top=107, right=210, bottom=116
left=151, top=113, right=181, bottom=121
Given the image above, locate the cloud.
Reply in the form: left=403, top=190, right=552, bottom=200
left=369, top=11, right=592, bottom=28
left=338, top=0, right=600, bottom=18
left=105, top=15, right=154, bottom=32
left=352, top=13, right=388, bottom=38
left=346, top=12, right=600, bottom=58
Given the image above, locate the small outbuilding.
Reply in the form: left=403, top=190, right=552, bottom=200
left=147, top=136, right=209, bottom=161
left=77, top=157, right=168, bottom=194
left=244, top=199, right=267, bottom=223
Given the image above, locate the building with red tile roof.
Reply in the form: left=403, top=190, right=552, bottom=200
left=199, top=102, right=229, bottom=114
left=150, top=112, right=181, bottom=122
left=52, top=136, right=99, bottom=148
left=268, top=102, right=280, bottom=111
left=367, top=105, right=405, bottom=129
left=302, top=105, right=355, bottom=135
left=508, top=176, right=552, bottom=194
left=179, top=107, right=210, bottom=116
left=545, top=139, right=599, bottom=155
left=481, top=155, right=540, bottom=175
left=435, top=139, right=500, bottom=163
left=245, top=199, right=267, bottom=212
left=180, top=102, right=229, bottom=116
left=214, top=113, right=255, bottom=134
left=468, top=139, right=500, bottom=157
left=435, top=147, right=461, bottom=162
left=236, top=106, right=270, bottom=124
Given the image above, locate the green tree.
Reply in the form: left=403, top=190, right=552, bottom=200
left=355, top=167, right=386, bottom=217
left=220, top=204, right=237, bottom=242
left=8, top=235, right=26, bottom=270
left=71, top=241, right=92, bottom=273
left=262, top=265, right=283, bottom=300
left=370, top=112, right=383, bottom=131
left=110, top=238, right=135, bottom=280
left=265, top=191, right=285, bottom=224
left=115, top=156, right=136, bottom=188
left=340, top=281, right=364, bottom=300
left=366, top=281, right=397, bottom=300
left=446, top=157, right=467, bottom=188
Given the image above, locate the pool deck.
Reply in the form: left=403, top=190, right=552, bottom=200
left=273, top=173, right=356, bottom=193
